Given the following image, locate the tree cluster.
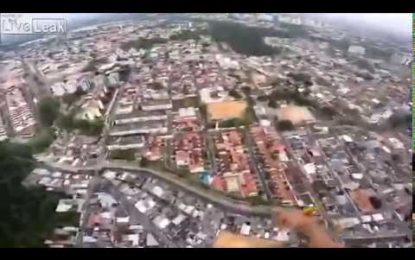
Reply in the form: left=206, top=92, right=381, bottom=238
left=0, top=141, right=71, bottom=247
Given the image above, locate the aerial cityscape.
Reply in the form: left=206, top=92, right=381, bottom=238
left=0, top=13, right=412, bottom=248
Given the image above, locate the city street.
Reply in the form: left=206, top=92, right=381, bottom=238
left=244, top=130, right=273, bottom=201
left=104, top=180, right=178, bottom=248
left=41, top=159, right=274, bottom=216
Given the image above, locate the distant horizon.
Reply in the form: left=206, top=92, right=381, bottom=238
left=0, top=13, right=412, bottom=49
left=314, top=13, right=412, bottom=37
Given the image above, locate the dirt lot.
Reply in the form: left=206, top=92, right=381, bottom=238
left=207, top=101, right=247, bottom=121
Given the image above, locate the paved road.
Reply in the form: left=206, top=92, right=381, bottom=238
left=312, top=127, right=411, bottom=241
left=105, top=180, right=177, bottom=248
left=309, top=132, right=361, bottom=217
left=108, top=162, right=276, bottom=216
left=75, top=176, right=100, bottom=247
left=22, top=60, right=51, bottom=99
left=331, top=129, right=411, bottom=240
left=244, top=129, right=273, bottom=201
left=40, top=160, right=275, bottom=216
left=281, top=130, right=341, bottom=240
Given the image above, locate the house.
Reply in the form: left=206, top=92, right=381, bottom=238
left=141, top=99, right=172, bottom=111
left=51, top=82, right=66, bottom=97
left=80, top=78, right=94, bottom=92
left=107, top=72, right=120, bottom=87
left=107, top=135, right=146, bottom=151
left=6, top=86, right=37, bottom=138
left=77, top=100, right=104, bottom=121
left=110, top=120, right=168, bottom=136
left=223, top=172, right=241, bottom=193
left=114, top=111, right=167, bottom=125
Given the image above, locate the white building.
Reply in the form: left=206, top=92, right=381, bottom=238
left=199, top=88, right=228, bottom=104
left=6, top=87, right=37, bottom=138
left=77, top=100, right=104, bottom=121
left=257, top=14, right=274, bottom=22
left=348, top=45, right=365, bottom=56
left=109, top=123, right=168, bottom=136
left=80, top=78, right=93, bottom=92
left=65, top=79, right=78, bottom=94
left=141, top=100, right=172, bottom=111
left=240, top=223, right=251, bottom=236
left=388, top=137, right=404, bottom=150
left=178, top=107, right=197, bottom=118
left=107, top=136, right=146, bottom=151
left=368, top=109, right=393, bottom=124
left=134, top=198, right=156, bottom=214
left=153, top=216, right=170, bottom=229
left=279, top=15, right=302, bottom=25
left=107, top=72, right=120, bottom=86
left=114, top=111, right=167, bottom=125
left=215, top=54, right=240, bottom=70
left=51, top=82, right=66, bottom=97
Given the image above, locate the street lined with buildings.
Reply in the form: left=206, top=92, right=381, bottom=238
left=3, top=13, right=411, bottom=248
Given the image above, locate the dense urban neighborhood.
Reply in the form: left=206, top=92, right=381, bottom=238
left=0, top=13, right=412, bottom=248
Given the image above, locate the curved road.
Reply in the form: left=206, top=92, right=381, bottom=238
left=39, top=160, right=275, bottom=217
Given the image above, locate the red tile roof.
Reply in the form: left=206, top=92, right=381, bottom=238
left=212, top=176, right=226, bottom=191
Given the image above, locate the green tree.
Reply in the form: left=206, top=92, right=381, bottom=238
left=56, top=112, right=75, bottom=131
left=268, top=99, right=277, bottom=108
left=257, top=95, right=269, bottom=102
left=246, top=195, right=269, bottom=206
left=169, top=29, right=205, bottom=41
left=76, top=119, right=104, bottom=136
left=277, top=120, right=295, bottom=131
left=177, top=168, right=189, bottom=178
left=199, top=104, right=208, bottom=120
left=303, top=88, right=311, bottom=97
left=208, top=21, right=282, bottom=56
left=241, top=86, right=252, bottom=96
left=228, top=89, right=242, bottom=99
left=119, top=66, right=132, bottom=82
left=140, top=157, right=149, bottom=167
left=391, top=154, right=401, bottom=163
left=151, top=82, right=164, bottom=90
left=320, top=106, right=337, bottom=119
left=0, top=141, right=71, bottom=247
left=82, top=60, right=98, bottom=72
left=110, top=149, right=136, bottom=161
left=288, top=72, right=312, bottom=83
left=28, top=128, right=56, bottom=154
left=388, top=113, right=411, bottom=129
left=38, top=97, right=60, bottom=127
left=354, top=58, right=375, bottom=73
left=62, top=94, right=80, bottom=106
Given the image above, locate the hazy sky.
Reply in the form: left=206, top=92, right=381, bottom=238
left=319, top=13, right=412, bottom=36
left=2, top=13, right=413, bottom=37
